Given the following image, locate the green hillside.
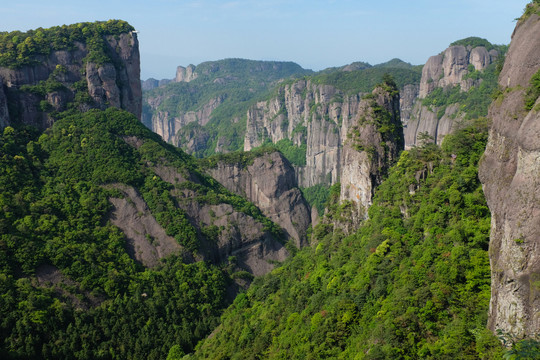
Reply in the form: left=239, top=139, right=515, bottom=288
left=0, top=107, right=283, bottom=359
left=193, top=118, right=506, bottom=359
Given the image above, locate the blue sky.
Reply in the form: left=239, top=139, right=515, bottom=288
left=2, top=0, right=531, bottom=79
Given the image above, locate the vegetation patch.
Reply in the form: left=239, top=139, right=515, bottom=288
left=421, top=62, right=501, bottom=120
left=300, top=184, right=331, bottom=214
left=524, top=68, right=540, bottom=110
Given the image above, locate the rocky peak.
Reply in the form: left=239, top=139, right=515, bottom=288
left=479, top=12, right=540, bottom=339
left=419, top=44, right=497, bottom=98
left=404, top=39, right=501, bottom=149
left=176, top=64, right=198, bottom=82
left=340, top=84, right=402, bottom=224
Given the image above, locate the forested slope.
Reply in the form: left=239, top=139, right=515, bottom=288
left=0, top=107, right=287, bottom=359
left=193, top=119, right=506, bottom=359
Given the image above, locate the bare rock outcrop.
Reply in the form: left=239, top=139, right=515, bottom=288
left=400, top=83, right=419, bottom=127
left=479, top=13, right=540, bottom=339
left=207, top=151, right=311, bottom=248
left=243, top=80, right=362, bottom=188
left=148, top=161, right=289, bottom=276
left=0, top=78, right=9, bottom=129
left=404, top=43, right=498, bottom=148
left=176, top=64, right=198, bottom=83
left=142, top=95, right=224, bottom=145
left=108, top=184, right=183, bottom=268
left=340, top=86, right=403, bottom=224
left=418, top=45, right=497, bottom=98
left=0, top=31, right=141, bottom=130
left=181, top=200, right=288, bottom=277
left=243, top=80, right=402, bottom=221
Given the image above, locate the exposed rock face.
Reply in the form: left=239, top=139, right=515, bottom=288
left=176, top=64, right=198, bottom=82
left=181, top=200, right=288, bottom=277
left=148, top=161, right=289, bottom=277
left=0, top=32, right=141, bottom=129
left=108, top=184, right=183, bottom=268
left=0, top=79, right=9, bottom=129
left=404, top=44, right=498, bottom=148
left=404, top=103, right=463, bottom=147
left=340, top=86, right=403, bottom=224
left=479, top=13, right=540, bottom=339
left=418, top=45, right=497, bottom=98
left=243, top=79, right=403, bottom=198
left=400, top=83, right=419, bottom=126
left=207, top=151, right=312, bottom=247
left=244, top=80, right=362, bottom=188
left=243, top=81, right=402, bottom=221
left=143, top=95, right=224, bottom=145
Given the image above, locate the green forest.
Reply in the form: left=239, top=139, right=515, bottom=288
left=0, top=108, right=284, bottom=359
left=192, top=119, right=506, bottom=359
left=0, top=20, right=134, bottom=68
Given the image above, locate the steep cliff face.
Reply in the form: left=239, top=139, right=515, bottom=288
left=404, top=42, right=500, bottom=148
left=339, top=86, right=403, bottom=225
left=243, top=79, right=403, bottom=195
left=0, top=28, right=141, bottom=129
left=141, top=59, right=312, bottom=155
left=206, top=151, right=312, bottom=248
left=479, top=12, right=540, bottom=338
left=0, top=80, right=9, bottom=129
left=108, top=184, right=184, bottom=268
left=244, top=80, right=403, bottom=221
left=399, top=83, right=419, bottom=126
left=418, top=44, right=498, bottom=98
left=120, top=136, right=289, bottom=277
left=143, top=95, right=224, bottom=144
left=244, top=80, right=362, bottom=188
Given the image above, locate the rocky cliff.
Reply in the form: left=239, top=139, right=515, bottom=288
left=143, top=95, right=224, bottom=144
left=244, top=80, right=359, bottom=188
left=404, top=40, right=501, bottom=148
left=340, top=85, right=402, bottom=225
left=0, top=24, right=141, bottom=130
left=141, top=59, right=312, bottom=155
left=119, top=130, right=289, bottom=277
left=418, top=45, right=498, bottom=98
left=479, top=10, right=540, bottom=339
left=244, top=79, right=403, bottom=220
left=205, top=151, right=312, bottom=248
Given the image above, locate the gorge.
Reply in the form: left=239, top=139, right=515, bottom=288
left=0, top=3, right=539, bottom=359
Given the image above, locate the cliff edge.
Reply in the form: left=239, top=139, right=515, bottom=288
left=479, top=10, right=540, bottom=338
left=0, top=20, right=141, bottom=129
